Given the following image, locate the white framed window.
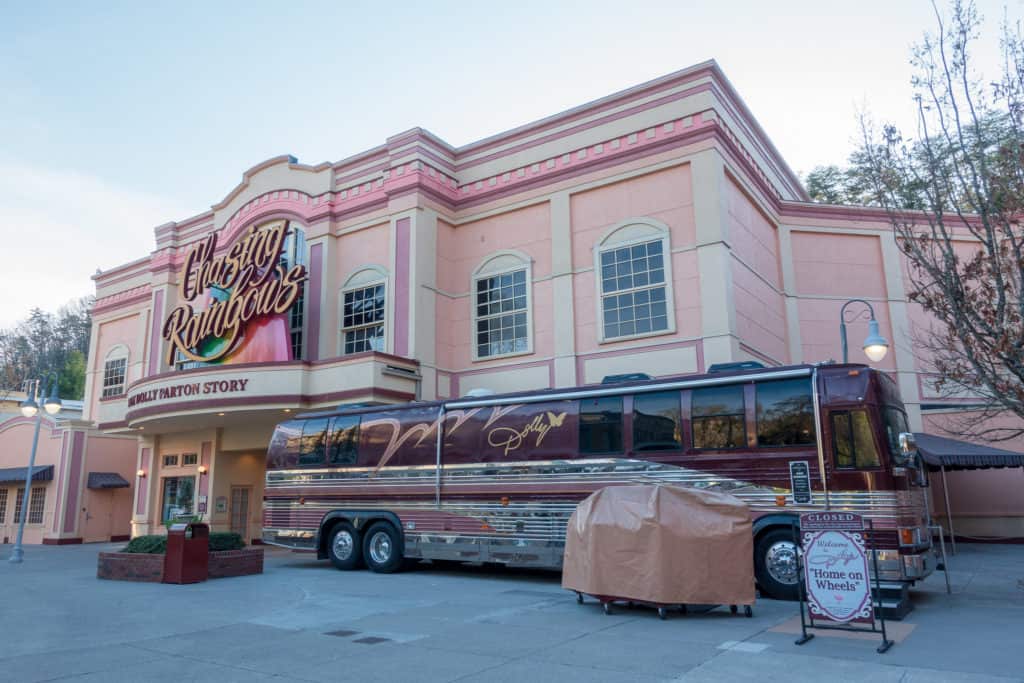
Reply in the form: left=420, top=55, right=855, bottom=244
left=13, top=487, right=43, bottom=524
left=0, top=487, right=7, bottom=524
left=340, top=266, right=388, bottom=355
left=281, top=223, right=307, bottom=361
left=182, top=453, right=198, bottom=466
left=595, top=220, right=675, bottom=343
left=101, top=347, right=129, bottom=397
left=163, top=454, right=179, bottom=468
left=472, top=252, right=533, bottom=360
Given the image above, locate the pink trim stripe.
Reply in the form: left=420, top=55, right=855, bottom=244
left=148, top=290, right=164, bottom=376
left=394, top=217, right=411, bottom=357
left=52, top=432, right=69, bottom=532
left=136, top=448, right=150, bottom=515
left=307, top=243, right=323, bottom=361
left=62, top=431, right=85, bottom=534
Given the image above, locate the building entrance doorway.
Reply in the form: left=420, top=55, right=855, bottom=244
left=230, top=486, right=251, bottom=541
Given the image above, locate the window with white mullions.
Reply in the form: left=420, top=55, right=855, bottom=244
left=599, top=239, right=668, bottom=340
left=342, top=284, right=385, bottom=354
left=101, top=356, right=128, bottom=398
left=475, top=268, right=529, bottom=358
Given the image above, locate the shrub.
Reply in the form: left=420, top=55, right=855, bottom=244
left=120, top=531, right=245, bottom=554
left=122, top=535, right=167, bottom=554
left=209, top=532, right=245, bottom=552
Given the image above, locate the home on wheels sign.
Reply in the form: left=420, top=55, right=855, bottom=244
left=800, top=512, right=872, bottom=623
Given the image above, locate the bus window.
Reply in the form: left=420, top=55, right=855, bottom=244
left=756, top=379, right=815, bottom=446
left=633, top=391, right=681, bottom=451
left=832, top=410, right=881, bottom=469
left=298, top=418, right=331, bottom=466
left=692, top=385, right=746, bottom=449
left=580, top=397, right=623, bottom=454
left=329, top=415, right=361, bottom=465
left=882, top=407, right=910, bottom=458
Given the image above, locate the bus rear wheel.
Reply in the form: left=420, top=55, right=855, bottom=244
left=755, top=528, right=800, bottom=601
left=328, top=522, right=364, bottom=571
left=363, top=522, right=403, bottom=573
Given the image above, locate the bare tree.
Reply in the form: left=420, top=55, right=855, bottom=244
left=857, top=0, right=1024, bottom=441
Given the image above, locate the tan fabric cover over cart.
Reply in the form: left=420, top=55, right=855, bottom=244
left=562, top=484, right=756, bottom=606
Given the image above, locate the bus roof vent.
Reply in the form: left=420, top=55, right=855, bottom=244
left=707, top=361, right=765, bottom=373
left=601, top=373, right=652, bottom=384
left=464, top=388, right=496, bottom=398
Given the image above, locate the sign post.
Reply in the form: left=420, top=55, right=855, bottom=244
left=794, top=512, right=893, bottom=653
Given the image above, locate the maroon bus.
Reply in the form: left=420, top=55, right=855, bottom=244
left=264, top=362, right=935, bottom=604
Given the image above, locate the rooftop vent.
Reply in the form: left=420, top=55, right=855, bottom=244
left=707, top=361, right=766, bottom=374
left=601, top=373, right=652, bottom=384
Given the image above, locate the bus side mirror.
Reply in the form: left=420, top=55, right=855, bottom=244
left=895, top=432, right=917, bottom=467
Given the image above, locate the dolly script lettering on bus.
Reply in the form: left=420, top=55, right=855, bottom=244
left=487, top=411, right=567, bottom=455
left=128, top=379, right=250, bottom=407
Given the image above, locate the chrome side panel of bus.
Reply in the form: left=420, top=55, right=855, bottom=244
left=264, top=458, right=933, bottom=574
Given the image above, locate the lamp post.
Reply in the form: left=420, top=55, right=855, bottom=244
left=839, top=299, right=889, bottom=364
left=8, top=377, right=62, bottom=564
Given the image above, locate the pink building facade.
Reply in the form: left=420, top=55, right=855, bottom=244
left=85, top=61, right=1023, bottom=542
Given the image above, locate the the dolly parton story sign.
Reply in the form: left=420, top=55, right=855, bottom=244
left=162, top=220, right=307, bottom=365
left=800, top=512, right=873, bottom=623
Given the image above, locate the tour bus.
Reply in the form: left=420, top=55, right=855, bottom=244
left=263, top=362, right=935, bottom=605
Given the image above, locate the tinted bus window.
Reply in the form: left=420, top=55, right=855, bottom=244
left=833, top=410, right=881, bottom=469
left=633, top=391, right=681, bottom=451
left=329, top=415, right=360, bottom=465
left=298, top=418, right=331, bottom=466
left=692, top=385, right=745, bottom=449
left=882, top=407, right=909, bottom=458
left=756, top=379, right=815, bottom=446
left=580, top=397, right=623, bottom=454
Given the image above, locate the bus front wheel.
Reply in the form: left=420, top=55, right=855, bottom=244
left=328, top=521, right=364, bottom=571
left=754, top=528, right=800, bottom=601
left=363, top=521, right=404, bottom=573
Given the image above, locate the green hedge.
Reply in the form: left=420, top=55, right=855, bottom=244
left=121, top=531, right=245, bottom=554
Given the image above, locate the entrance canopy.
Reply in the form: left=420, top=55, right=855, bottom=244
left=87, top=472, right=131, bottom=489
left=914, top=433, right=1024, bottom=471
left=0, top=465, right=54, bottom=484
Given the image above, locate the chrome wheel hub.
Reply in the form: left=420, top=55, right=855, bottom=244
left=765, top=540, right=799, bottom=585
left=332, top=530, right=354, bottom=561
left=369, top=531, right=392, bottom=564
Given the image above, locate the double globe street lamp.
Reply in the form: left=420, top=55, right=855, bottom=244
left=8, top=377, right=62, bottom=564
left=839, top=299, right=889, bottom=364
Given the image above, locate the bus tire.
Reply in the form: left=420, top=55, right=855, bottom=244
left=327, top=521, right=364, bottom=571
left=754, top=528, right=800, bottom=601
left=362, top=521, right=403, bottom=573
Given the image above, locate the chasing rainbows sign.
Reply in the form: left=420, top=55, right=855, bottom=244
left=162, top=220, right=307, bottom=364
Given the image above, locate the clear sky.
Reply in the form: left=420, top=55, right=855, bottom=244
left=0, top=0, right=1014, bottom=327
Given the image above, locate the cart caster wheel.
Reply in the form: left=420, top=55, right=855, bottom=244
left=744, top=605, right=753, bottom=618
left=730, top=605, right=738, bottom=615
left=603, top=602, right=612, bottom=615
left=576, top=592, right=583, bottom=604
left=657, top=607, right=668, bottom=620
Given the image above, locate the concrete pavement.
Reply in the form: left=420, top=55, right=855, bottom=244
left=0, top=542, right=1021, bottom=682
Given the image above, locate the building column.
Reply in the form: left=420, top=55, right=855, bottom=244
left=691, top=149, right=739, bottom=368
left=778, top=225, right=803, bottom=364
left=390, top=207, right=437, bottom=399
left=132, top=436, right=156, bottom=537
left=880, top=232, right=924, bottom=430
left=550, top=192, right=577, bottom=387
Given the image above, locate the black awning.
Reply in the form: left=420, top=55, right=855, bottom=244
left=0, top=465, right=54, bottom=484
left=87, top=472, right=131, bottom=489
left=914, top=432, right=1024, bottom=471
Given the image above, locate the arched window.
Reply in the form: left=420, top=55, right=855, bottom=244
left=594, top=219, right=675, bottom=342
left=340, top=266, right=388, bottom=355
left=472, top=251, right=533, bottom=360
left=101, top=345, right=129, bottom=398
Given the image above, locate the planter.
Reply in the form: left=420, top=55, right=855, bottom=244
left=97, top=551, right=164, bottom=582
left=97, top=547, right=264, bottom=582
